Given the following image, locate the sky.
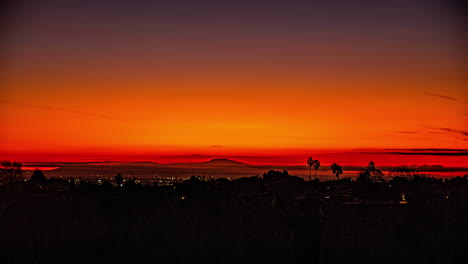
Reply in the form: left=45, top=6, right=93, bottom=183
left=1, top=0, right=467, bottom=165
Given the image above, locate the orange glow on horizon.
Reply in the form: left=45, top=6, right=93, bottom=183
left=1, top=0, right=466, bottom=165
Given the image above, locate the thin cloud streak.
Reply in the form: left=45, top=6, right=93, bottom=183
left=424, top=92, right=457, bottom=101
left=394, top=131, right=419, bottom=134
left=0, top=100, right=130, bottom=122
left=437, top=128, right=468, bottom=136
left=361, top=152, right=468, bottom=156
left=382, top=148, right=468, bottom=151
left=424, top=126, right=468, bottom=137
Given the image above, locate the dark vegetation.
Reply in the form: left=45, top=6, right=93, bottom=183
left=0, top=161, right=467, bottom=264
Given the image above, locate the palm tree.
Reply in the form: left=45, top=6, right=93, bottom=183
left=307, top=157, right=314, bottom=181
left=313, top=160, right=320, bottom=179
left=330, top=163, right=343, bottom=180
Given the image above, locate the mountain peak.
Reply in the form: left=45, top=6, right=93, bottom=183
left=124, top=161, right=159, bottom=165
left=199, top=158, right=248, bottom=166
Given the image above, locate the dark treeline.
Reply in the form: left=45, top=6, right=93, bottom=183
left=0, top=161, right=467, bottom=264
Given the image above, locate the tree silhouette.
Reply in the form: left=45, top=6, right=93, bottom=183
left=263, top=169, right=290, bottom=183
left=307, top=157, right=314, bottom=181
left=330, top=163, right=343, bottom=180
left=115, top=173, right=123, bottom=187
left=357, top=161, right=385, bottom=183
left=313, top=160, right=320, bottom=180
left=0, top=161, right=23, bottom=184
left=30, top=169, right=47, bottom=184
left=388, top=165, right=420, bottom=180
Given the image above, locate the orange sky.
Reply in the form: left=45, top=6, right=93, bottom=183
left=1, top=0, right=466, bottom=164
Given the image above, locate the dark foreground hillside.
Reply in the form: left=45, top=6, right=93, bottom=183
left=0, top=176, right=467, bottom=264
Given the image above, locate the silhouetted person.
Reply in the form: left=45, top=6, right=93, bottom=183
left=289, top=190, right=325, bottom=264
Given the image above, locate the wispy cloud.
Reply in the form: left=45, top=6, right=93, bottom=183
left=383, top=148, right=468, bottom=151
left=424, top=126, right=468, bottom=137
left=394, top=131, right=419, bottom=134
left=437, top=127, right=468, bottom=136
left=0, top=100, right=130, bottom=122
left=210, top=145, right=224, bottom=148
left=361, top=148, right=468, bottom=156
left=424, top=92, right=457, bottom=101
left=376, top=152, right=467, bottom=156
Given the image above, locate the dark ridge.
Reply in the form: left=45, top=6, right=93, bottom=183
left=123, top=161, right=159, bottom=165
left=198, top=158, right=249, bottom=165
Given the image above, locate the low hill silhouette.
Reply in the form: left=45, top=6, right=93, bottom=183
left=198, top=158, right=249, bottom=166
left=122, top=161, right=160, bottom=165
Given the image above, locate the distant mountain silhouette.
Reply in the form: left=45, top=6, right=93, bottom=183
left=198, top=158, right=249, bottom=166
left=122, top=161, right=159, bottom=165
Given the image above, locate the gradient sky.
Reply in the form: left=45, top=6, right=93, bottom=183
left=1, top=0, right=467, bottom=164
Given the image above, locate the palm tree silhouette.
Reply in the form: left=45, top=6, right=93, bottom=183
left=330, top=163, right=343, bottom=180
left=313, top=160, right=320, bottom=179
left=307, top=157, right=314, bottom=181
